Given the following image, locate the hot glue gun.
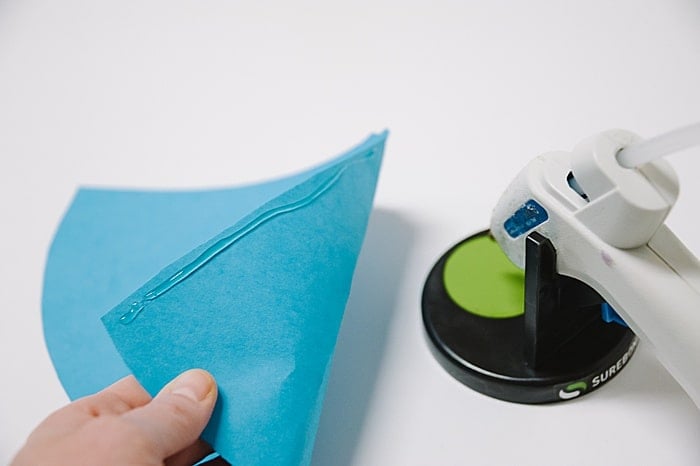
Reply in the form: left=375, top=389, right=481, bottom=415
left=491, top=125, right=700, bottom=406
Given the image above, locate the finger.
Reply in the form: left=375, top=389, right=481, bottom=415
left=165, top=439, right=215, bottom=466
left=122, top=369, right=217, bottom=459
left=103, top=375, right=153, bottom=408
left=29, top=375, right=153, bottom=438
left=71, top=375, right=152, bottom=418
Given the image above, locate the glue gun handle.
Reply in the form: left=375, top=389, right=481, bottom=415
left=567, top=225, right=700, bottom=408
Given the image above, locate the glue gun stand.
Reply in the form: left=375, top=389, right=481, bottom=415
left=422, top=231, right=638, bottom=403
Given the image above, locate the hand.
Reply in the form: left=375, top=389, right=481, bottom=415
left=12, top=369, right=224, bottom=466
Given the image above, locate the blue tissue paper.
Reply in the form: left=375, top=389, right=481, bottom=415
left=42, top=132, right=386, bottom=465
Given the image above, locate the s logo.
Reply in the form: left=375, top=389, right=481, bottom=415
left=559, top=381, right=587, bottom=400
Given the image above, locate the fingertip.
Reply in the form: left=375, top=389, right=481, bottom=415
left=161, top=369, right=217, bottom=404
left=123, top=369, right=219, bottom=459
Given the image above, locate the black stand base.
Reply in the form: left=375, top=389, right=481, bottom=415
left=422, top=230, right=638, bottom=404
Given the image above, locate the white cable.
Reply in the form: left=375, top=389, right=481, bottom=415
left=616, top=122, right=700, bottom=168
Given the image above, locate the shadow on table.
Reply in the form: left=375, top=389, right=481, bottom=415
left=310, top=207, right=416, bottom=466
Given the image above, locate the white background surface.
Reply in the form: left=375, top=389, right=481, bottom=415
left=2, top=1, right=700, bottom=464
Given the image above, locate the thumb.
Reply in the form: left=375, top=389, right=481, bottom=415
left=123, top=369, right=217, bottom=459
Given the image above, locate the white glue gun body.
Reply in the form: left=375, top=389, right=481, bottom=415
left=491, top=130, right=700, bottom=407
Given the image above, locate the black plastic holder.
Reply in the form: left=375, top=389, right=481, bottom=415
left=422, top=230, right=638, bottom=403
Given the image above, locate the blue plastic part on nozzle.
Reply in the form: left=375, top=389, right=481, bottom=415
left=601, top=303, right=628, bottom=327
left=504, top=199, right=549, bottom=238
